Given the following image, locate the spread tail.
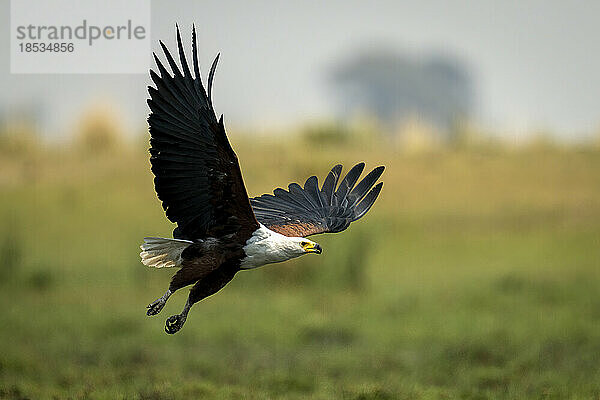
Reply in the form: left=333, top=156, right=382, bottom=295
left=140, top=237, right=192, bottom=268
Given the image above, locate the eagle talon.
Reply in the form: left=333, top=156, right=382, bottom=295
left=165, top=314, right=186, bottom=334
left=146, top=298, right=166, bottom=316
left=146, top=290, right=172, bottom=316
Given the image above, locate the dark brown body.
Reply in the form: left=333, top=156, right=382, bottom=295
left=169, top=236, right=245, bottom=307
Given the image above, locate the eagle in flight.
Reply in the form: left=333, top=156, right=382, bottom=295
left=141, top=26, right=385, bottom=334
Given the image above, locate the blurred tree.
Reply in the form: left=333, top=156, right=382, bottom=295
left=301, top=121, right=349, bottom=146
left=329, top=48, right=473, bottom=139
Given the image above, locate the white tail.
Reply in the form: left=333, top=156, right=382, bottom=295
left=140, top=237, right=193, bottom=268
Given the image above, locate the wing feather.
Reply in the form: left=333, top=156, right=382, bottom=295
left=321, top=164, right=342, bottom=205
left=175, top=25, right=193, bottom=81
left=148, top=26, right=258, bottom=240
left=303, top=175, right=325, bottom=212
left=354, top=182, right=383, bottom=220
left=347, top=166, right=385, bottom=208
left=334, top=163, right=365, bottom=206
left=207, top=53, right=220, bottom=106
left=251, top=163, right=384, bottom=237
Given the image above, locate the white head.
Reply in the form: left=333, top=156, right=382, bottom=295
left=261, top=235, right=322, bottom=262
left=241, top=225, right=323, bottom=269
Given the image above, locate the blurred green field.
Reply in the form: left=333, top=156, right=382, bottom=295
left=1, top=135, right=600, bottom=399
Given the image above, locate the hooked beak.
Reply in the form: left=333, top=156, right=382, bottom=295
left=307, top=243, right=322, bottom=254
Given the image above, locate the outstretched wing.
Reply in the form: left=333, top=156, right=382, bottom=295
left=250, top=163, right=384, bottom=237
left=148, top=25, right=258, bottom=240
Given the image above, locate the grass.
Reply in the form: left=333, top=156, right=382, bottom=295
left=1, top=136, right=600, bottom=399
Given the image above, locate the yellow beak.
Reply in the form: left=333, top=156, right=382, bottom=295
left=304, top=243, right=322, bottom=254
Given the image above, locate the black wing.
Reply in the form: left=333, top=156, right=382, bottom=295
left=148, top=25, right=258, bottom=240
left=250, top=163, right=384, bottom=237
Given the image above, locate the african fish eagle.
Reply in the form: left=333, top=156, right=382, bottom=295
left=141, top=26, right=385, bottom=334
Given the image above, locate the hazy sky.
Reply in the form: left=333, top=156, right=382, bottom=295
left=1, top=0, right=599, bottom=140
